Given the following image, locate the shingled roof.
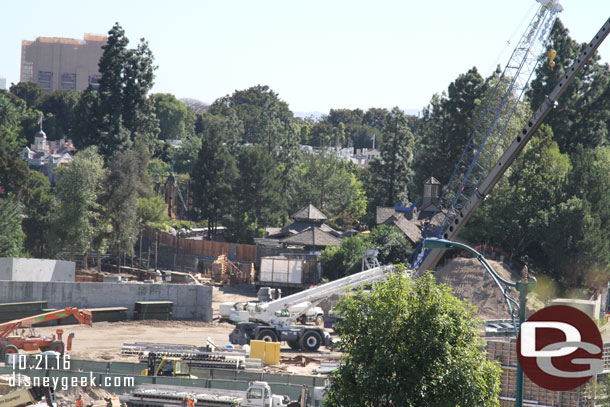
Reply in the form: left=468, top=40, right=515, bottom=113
left=291, top=204, right=327, bottom=221
left=279, top=226, right=342, bottom=247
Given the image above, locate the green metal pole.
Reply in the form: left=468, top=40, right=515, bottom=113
left=514, top=281, right=528, bottom=407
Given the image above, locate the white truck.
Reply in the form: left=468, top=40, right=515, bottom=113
left=119, top=382, right=321, bottom=407
left=229, top=264, right=395, bottom=351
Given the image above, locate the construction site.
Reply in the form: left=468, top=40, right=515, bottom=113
left=0, top=2, right=609, bottom=407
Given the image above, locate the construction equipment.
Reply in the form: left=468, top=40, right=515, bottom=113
left=413, top=9, right=610, bottom=273
left=229, top=265, right=395, bottom=351
left=141, top=352, right=197, bottom=378
left=221, top=288, right=325, bottom=326
left=0, top=386, right=56, bottom=407
left=120, top=383, right=313, bottom=407
left=0, top=307, right=92, bottom=359
left=123, top=343, right=257, bottom=370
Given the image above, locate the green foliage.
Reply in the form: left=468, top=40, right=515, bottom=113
left=233, top=146, right=285, bottom=227
left=528, top=19, right=610, bottom=153
left=289, top=154, right=367, bottom=229
left=97, top=22, right=159, bottom=155
left=137, top=195, right=169, bottom=225
left=104, top=143, right=151, bottom=258
left=170, top=133, right=202, bottom=174
left=0, top=196, right=25, bottom=257
left=190, top=121, right=238, bottom=238
left=9, top=82, right=43, bottom=108
left=365, top=106, right=416, bottom=213
left=151, top=93, right=194, bottom=140
left=0, top=91, right=28, bottom=149
left=21, top=171, right=56, bottom=257
left=325, top=273, right=501, bottom=407
left=222, top=213, right=262, bottom=244
left=147, top=158, right=170, bottom=179
left=38, top=90, right=80, bottom=140
left=320, top=225, right=411, bottom=280
left=54, top=147, right=107, bottom=256
left=320, top=234, right=369, bottom=280
left=413, top=67, right=485, bottom=188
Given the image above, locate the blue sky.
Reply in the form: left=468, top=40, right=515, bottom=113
left=0, top=1, right=608, bottom=114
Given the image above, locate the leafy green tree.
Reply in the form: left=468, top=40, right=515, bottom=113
left=53, top=147, right=106, bottom=258
left=320, top=234, right=369, bottom=280
left=190, top=122, right=238, bottom=239
left=21, top=171, right=56, bottom=257
left=0, top=196, right=24, bottom=257
left=368, top=224, right=412, bottom=266
left=325, top=273, right=501, bottom=407
left=104, top=143, right=151, bottom=266
left=289, top=154, right=366, bottom=229
left=170, top=133, right=202, bottom=174
left=463, top=125, right=570, bottom=265
left=71, top=87, right=103, bottom=148
left=413, top=68, right=486, bottom=188
left=151, top=93, right=194, bottom=140
left=137, top=195, right=169, bottom=225
left=0, top=91, right=28, bottom=149
left=38, top=90, right=80, bottom=140
left=233, top=146, right=284, bottom=227
left=365, top=106, right=415, bottom=211
left=9, top=82, right=43, bottom=108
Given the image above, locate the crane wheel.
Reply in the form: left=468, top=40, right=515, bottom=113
left=49, top=341, right=65, bottom=355
left=1, top=345, right=18, bottom=359
left=255, top=329, right=278, bottom=343
left=315, top=315, right=324, bottom=327
left=299, top=331, right=322, bottom=352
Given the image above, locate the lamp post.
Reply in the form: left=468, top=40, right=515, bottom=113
left=422, top=237, right=536, bottom=407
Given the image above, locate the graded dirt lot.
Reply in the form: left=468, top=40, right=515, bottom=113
left=32, top=285, right=340, bottom=375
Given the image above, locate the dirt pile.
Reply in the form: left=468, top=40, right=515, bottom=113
left=434, top=257, right=521, bottom=320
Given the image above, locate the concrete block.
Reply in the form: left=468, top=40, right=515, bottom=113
left=0, top=258, right=75, bottom=282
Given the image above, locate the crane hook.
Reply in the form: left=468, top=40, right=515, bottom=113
left=547, top=49, right=557, bottom=69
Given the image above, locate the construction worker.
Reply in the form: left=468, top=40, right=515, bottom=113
left=75, top=395, right=83, bottom=407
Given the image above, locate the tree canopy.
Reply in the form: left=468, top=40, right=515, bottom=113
left=325, top=273, right=501, bottom=407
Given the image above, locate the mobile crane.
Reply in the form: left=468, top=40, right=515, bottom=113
left=413, top=10, right=610, bottom=273
left=0, top=307, right=92, bottom=359
left=229, top=264, right=394, bottom=351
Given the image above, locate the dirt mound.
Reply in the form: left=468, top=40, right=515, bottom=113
left=434, top=257, right=521, bottom=320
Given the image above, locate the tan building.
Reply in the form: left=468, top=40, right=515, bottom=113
left=20, top=34, right=106, bottom=92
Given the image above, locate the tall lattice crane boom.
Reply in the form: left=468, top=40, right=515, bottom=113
left=416, top=15, right=610, bottom=273
left=412, top=0, right=563, bottom=269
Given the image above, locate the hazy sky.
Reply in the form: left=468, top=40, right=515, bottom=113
left=0, top=1, right=608, bottom=114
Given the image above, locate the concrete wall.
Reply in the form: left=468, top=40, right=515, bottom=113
left=0, top=258, right=75, bottom=282
left=0, top=281, right=213, bottom=321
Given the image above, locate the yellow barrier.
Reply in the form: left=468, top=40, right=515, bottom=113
left=250, top=340, right=280, bottom=365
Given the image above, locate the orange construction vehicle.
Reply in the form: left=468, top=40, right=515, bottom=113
left=0, top=307, right=92, bottom=359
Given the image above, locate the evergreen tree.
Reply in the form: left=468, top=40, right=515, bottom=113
left=190, top=122, right=238, bottom=239
left=366, top=106, right=415, bottom=211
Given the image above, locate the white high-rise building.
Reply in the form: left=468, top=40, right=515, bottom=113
left=0, top=76, right=6, bottom=90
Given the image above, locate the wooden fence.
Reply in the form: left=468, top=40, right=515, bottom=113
left=144, top=227, right=257, bottom=263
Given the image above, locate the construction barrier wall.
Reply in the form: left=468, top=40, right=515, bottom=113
left=0, top=282, right=213, bottom=321
left=144, top=227, right=256, bottom=263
